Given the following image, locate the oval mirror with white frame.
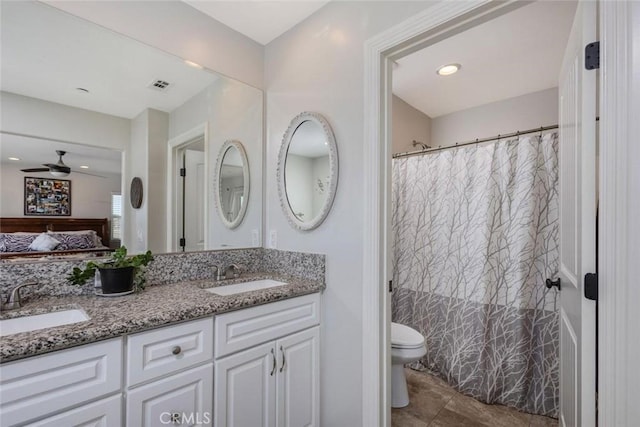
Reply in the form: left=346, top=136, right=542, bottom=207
left=215, top=140, right=250, bottom=229
left=277, top=112, right=338, bottom=231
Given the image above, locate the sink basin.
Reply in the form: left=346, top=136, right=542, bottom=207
left=0, top=309, right=89, bottom=337
left=205, top=279, right=288, bottom=296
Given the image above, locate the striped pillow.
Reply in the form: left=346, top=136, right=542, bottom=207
left=48, top=233, right=96, bottom=250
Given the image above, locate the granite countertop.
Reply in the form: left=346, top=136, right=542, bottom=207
left=0, top=273, right=324, bottom=363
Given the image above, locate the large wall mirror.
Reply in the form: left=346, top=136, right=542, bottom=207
left=277, top=112, right=338, bottom=231
left=0, top=1, right=263, bottom=256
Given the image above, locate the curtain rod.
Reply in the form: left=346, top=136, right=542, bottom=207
left=392, top=124, right=559, bottom=159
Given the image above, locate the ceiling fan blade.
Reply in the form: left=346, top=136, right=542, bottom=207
left=71, top=170, right=107, bottom=178
left=21, top=168, right=49, bottom=172
left=43, top=163, right=71, bottom=173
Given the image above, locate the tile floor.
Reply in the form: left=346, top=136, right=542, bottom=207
left=391, top=369, right=558, bottom=427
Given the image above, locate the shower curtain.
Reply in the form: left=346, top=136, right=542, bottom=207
left=392, top=132, right=559, bottom=417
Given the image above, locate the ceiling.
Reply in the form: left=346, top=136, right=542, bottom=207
left=183, top=1, right=330, bottom=45
left=1, top=1, right=217, bottom=119
left=1, top=134, right=122, bottom=176
left=392, top=1, right=577, bottom=118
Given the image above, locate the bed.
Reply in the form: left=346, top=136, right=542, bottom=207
left=0, top=217, right=114, bottom=260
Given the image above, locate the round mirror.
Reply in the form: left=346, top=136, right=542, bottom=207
left=215, top=140, right=250, bottom=229
left=277, top=112, right=338, bottom=231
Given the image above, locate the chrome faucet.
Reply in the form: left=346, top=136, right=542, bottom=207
left=223, top=264, right=241, bottom=280
left=212, top=264, right=223, bottom=281
left=2, top=281, right=38, bottom=311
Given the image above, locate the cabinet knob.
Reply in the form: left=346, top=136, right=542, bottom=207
left=172, top=346, right=182, bottom=355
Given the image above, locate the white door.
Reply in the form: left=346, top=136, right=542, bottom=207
left=126, top=364, right=213, bottom=427
left=276, top=327, right=320, bottom=427
left=215, top=342, right=277, bottom=427
left=184, top=148, right=205, bottom=251
left=558, top=1, right=597, bottom=426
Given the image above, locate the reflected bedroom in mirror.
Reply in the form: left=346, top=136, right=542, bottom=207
left=0, top=0, right=263, bottom=261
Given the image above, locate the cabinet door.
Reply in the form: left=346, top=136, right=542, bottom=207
left=126, top=363, right=213, bottom=427
left=24, top=395, right=121, bottom=427
left=0, top=338, right=122, bottom=426
left=276, top=327, right=319, bottom=427
left=215, top=342, right=276, bottom=427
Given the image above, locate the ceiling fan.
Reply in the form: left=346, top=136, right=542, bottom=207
left=20, top=150, right=105, bottom=178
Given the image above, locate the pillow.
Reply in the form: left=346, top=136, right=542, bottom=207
left=48, top=232, right=96, bottom=250
left=1, top=233, right=38, bottom=252
left=28, top=233, right=61, bottom=251
left=48, top=230, right=102, bottom=246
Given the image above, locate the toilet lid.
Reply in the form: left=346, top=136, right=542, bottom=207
left=391, top=322, right=424, bottom=349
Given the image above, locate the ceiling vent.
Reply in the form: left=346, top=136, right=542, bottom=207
left=147, top=79, right=171, bottom=92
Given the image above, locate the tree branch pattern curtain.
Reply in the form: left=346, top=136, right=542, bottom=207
left=392, top=132, right=559, bottom=417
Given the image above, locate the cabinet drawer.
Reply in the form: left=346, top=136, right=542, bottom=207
left=0, top=338, right=122, bottom=427
left=215, top=293, right=320, bottom=358
left=127, top=317, right=213, bottom=386
left=126, top=363, right=213, bottom=427
left=25, top=394, right=122, bottom=427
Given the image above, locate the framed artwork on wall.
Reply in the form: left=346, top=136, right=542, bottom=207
left=24, top=177, right=71, bottom=216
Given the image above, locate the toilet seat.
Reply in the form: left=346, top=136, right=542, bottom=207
left=391, top=322, right=424, bottom=349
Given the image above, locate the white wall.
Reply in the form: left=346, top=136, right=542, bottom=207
left=124, top=108, right=168, bottom=254
left=392, top=94, right=431, bottom=154
left=126, top=110, right=149, bottom=253
left=0, top=91, right=129, bottom=150
left=264, top=2, right=435, bottom=425
left=0, top=163, right=120, bottom=218
left=430, top=87, right=558, bottom=148
left=147, top=109, right=169, bottom=253
left=168, top=87, right=209, bottom=140
left=43, top=0, right=264, bottom=89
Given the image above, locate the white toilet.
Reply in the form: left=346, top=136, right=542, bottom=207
left=391, top=322, right=427, bottom=408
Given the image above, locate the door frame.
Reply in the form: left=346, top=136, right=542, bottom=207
left=166, top=123, right=209, bottom=252
left=362, top=0, right=634, bottom=425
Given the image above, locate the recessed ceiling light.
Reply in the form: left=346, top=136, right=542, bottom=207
left=436, top=63, right=461, bottom=76
left=184, top=60, right=203, bottom=69
left=76, top=87, right=90, bottom=93
left=80, top=165, right=89, bottom=169
left=8, top=157, right=20, bottom=161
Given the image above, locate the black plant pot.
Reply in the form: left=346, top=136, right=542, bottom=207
left=99, top=266, right=135, bottom=294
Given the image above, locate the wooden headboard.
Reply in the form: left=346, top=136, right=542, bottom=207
left=0, top=217, right=110, bottom=245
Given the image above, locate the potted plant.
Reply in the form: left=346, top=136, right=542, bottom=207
left=68, top=246, right=153, bottom=294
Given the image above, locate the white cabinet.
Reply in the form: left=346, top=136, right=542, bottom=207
left=126, top=363, right=213, bottom=427
left=215, top=341, right=277, bottom=427
left=0, top=293, right=320, bottom=427
left=277, top=328, right=320, bottom=427
left=214, top=294, right=321, bottom=427
left=126, top=318, right=214, bottom=427
left=127, top=317, right=213, bottom=387
left=24, top=395, right=122, bottom=427
left=0, top=338, right=122, bottom=427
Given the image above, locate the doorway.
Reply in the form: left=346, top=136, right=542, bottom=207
left=167, top=123, right=209, bottom=252
left=362, top=1, right=599, bottom=426
left=176, top=137, right=206, bottom=252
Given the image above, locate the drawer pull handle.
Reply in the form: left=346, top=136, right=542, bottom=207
left=270, top=348, right=276, bottom=376
left=172, top=346, right=182, bottom=355
left=280, top=345, right=286, bottom=372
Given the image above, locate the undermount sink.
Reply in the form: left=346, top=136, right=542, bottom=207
left=0, top=309, right=89, bottom=337
left=205, top=279, right=288, bottom=296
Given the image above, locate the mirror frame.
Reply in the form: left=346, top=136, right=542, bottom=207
left=214, top=139, right=250, bottom=229
left=277, top=111, right=338, bottom=231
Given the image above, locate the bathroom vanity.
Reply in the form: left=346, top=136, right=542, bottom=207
left=0, top=249, right=324, bottom=427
